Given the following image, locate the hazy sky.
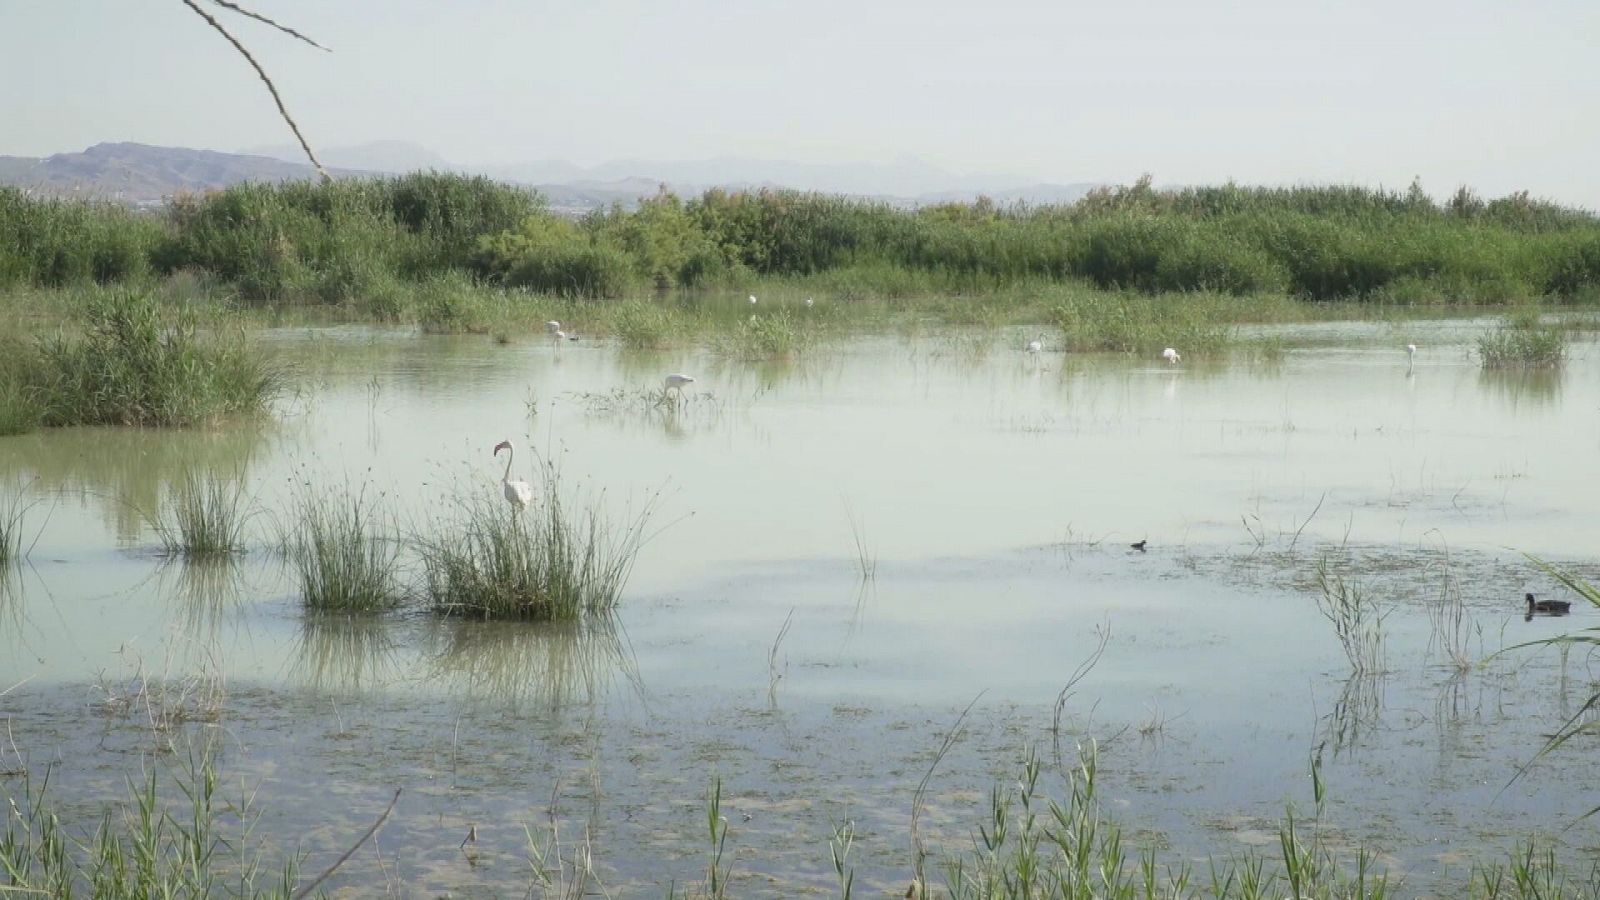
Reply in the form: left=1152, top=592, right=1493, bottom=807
left=3, top=0, right=1597, bottom=206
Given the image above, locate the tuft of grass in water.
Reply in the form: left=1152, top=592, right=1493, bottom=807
left=714, top=309, right=814, bottom=360
left=27, top=290, right=281, bottom=427
left=1314, top=556, right=1387, bottom=675
left=418, top=475, right=654, bottom=621
left=1050, top=288, right=1238, bottom=355
left=0, top=377, right=42, bottom=436
left=1478, top=309, right=1567, bottom=368
left=152, top=470, right=250, bottom=558
left=610, top=298, right=679, bottom=349
left=844, top=504, right=878, bottom=582
left=288, top=484, right=401, bottom=613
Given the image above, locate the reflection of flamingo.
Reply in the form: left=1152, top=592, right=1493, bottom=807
left=1162, top=347, right=1181, bottom=364
left=492, top=440, right=534, bottom=510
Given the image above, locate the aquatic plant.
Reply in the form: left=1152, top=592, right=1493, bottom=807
left=1314, top=556, right=1387, bottom=675
left=1478, top=310, right=1568, bottom=368
left=417, top=474, right=654, bottom=621
left=1050, top=288, right=1238, bottom=355
left=0, top=739, right=302, bottom=898
left=713, top=309, right=814, bottom=360
left=288, top=484, right=401, bottom=613
left=152, top=470, right=251, bottom=558
left=28, top=290, right=281, bottom=427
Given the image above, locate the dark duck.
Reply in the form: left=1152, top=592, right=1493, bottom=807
left=1525, top=592, right=1571, bottom=619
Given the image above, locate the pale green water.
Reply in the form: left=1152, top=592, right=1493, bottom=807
left=1, top=318, right=1597, bottom=895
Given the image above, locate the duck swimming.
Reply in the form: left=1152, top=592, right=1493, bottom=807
left=1526, top=592, right=1572, bottom=617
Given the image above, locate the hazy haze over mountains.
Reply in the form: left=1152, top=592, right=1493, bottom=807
left=4, top=140, right=1099, bottom=211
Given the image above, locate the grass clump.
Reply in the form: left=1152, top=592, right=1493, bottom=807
left=153, top=470, right=250, bottom=557
left=715, top=310, right=814, bottom=360
left=610, top=298, right=679, bottom=349
left=288, top=485, right=401, bottom=613
left=419, top=477, right=652, bottom=621
left=1051, top=288, right=1237, bottom=354
left=1314, top=557, right=1387, bottom=675
left=28, top=290, right=280, bottom=427
left=1478, top=310, right=1567, bottom=368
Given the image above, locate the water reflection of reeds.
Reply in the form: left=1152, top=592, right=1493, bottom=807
left=423, top=613, right=637, bottom=712
left=1477, top=368, right=1563, bottom=409
left=1322, top=673, right=1385, bottom=757
left=163, top=557, right=248, bottom=639
left=293, top=613, right=401, bottom=693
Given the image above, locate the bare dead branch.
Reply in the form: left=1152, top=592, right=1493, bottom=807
left=291, top=788, right=402, bottom=899
left=209, top=0, right=331, bottom=52
left=179, top=0, right=330, bottom=182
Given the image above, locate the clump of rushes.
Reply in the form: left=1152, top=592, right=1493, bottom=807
left=153, top=470, right=250, bottom=558
left=29, top=290, right=281, bottom=427
left=1478, top=309, right=1567, bottom=368
left=1051, top=288, right=1236, bottom=355
left=419, top=476, right=654, bottom=621
left=609, top=298, right=679, bottom=350
left=289, top=484, right=401, bottom=612
left=714, top=309, right=813, bottom=360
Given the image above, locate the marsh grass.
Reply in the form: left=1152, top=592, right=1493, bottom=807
left=0, top=483, right=40, bottom=569
left=1479, top=310, right=1568, bottom=368
left=1051, top=289, right=1238, bottom=355
left=713, top=309, right=815, bottom=359
left=1426, top=555, right=1479, bottom=672
left=29, top=290, right=282, bottom=427
left=288, top=484, right=401, bottom=613
left=0, top=738, right=302, bottom=898
left=152, top=470, right=251, bottom=558
left=418, top=475, right=654, bottom=621
left=844, top=504, right=878, bottom=582
left=1314, top=557, right=1387, bottom=675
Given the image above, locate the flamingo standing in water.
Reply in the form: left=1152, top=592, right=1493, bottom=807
left=664, top=373, right=696, bottom=395
left=1406, top=343, right=1417, bottom=371
left=1162, top=347, right=1181, bottom=365
left=1026, top=337, right=1043, bottom=354
left=748, top=294, right=758, bottom=306
left=493, top=440, right=534, bottom=511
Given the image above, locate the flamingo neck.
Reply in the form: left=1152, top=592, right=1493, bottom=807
left=502, top=446, right=514, bottom=483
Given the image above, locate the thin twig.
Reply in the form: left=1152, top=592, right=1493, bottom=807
left=210, top=0, right=331, bottom=50
left=292, top=788, right=402, bottom=899
left=179, top=0, right=330, bottom=181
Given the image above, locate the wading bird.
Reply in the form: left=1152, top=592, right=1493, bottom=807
left=1162, top=347, right=1181, bottom=364
left=1526, top=592, right=1571, bottom=617
left=1131, top=540, right=1147, bottom=552
left=805, top=296, right=815, bottom=308
left=748, top=294, right=758, bottom=306
left=493, top=440, right=534, bottom=511
left=664, top=373, right=696, bottom=394
left=546, top=320, right=561, bottom=333
left=1026, top=337, right=1043, bottom=354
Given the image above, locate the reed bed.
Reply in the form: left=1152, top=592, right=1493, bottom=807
left=1478, top=311, right=1568, bottom=368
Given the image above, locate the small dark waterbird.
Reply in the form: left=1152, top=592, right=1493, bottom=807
left=1526, top=592, right=1571, bottom=618
left=1130, top=540, right=1148, bottom=552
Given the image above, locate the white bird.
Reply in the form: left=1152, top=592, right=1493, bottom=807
left=1162, top=347, right=1181, bottom=364
left=1026, top=337, right=1043, bottom=354
left=493, top=440, right=534, bottom=511
left=554, top=330, right=568, bottom=341
left=663, top=373, right=696, bottom=393
left=1406, top=343, right=1417, bottom=359
left=804, top=296, right=815, bottom=308
left=545, top=320, right=561, bottom=333
left=748, top=294, right=758, bottom=306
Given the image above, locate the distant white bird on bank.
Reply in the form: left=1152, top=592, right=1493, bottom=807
left=1026, top=337, right=1043, bottom=354
left=664, top=373, right=696, bottom=393
left=804, top=296, right=815, bottom=308
left=1162, top=347, right=1181, bottom=364
left=748, top=294, right=758, bottom=306
left=493, top=440, right=534, bottom=511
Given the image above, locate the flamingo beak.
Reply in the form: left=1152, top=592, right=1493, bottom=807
left=493, top=440, right=510, bottom=454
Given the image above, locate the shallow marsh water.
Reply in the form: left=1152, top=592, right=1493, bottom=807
left=2, top=315, right=1599, bottom=895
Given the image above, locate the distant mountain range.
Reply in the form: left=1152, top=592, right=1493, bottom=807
left=1, top=141, right=1100, bottom=212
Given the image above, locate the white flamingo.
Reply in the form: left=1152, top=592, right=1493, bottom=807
left=493, top=440, right=534, bottom=511
left=1162, top=347, right=1181, bottom=365
left=1406, top=343, right=1417, bottom=361
left=1026, top=337, right=1043, bottom=354
left=663, top=373, right=696, bottom=395
left=545, top=320, right=561, bottom=334
left=748, top=294, right=758, bottom=306
left=804, top=296, right=815, bottom=308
